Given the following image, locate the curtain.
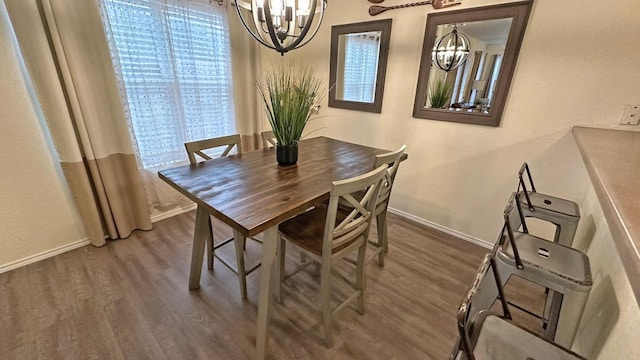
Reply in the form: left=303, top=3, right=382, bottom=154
left=5, top=0, right=152, bottom=246
left=341, top=32, right=381, bottom=103
left=99, top=0, right=242, bottom=217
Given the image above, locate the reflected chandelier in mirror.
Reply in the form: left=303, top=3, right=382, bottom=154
left=329, top=19, right=392, bottom=113
left=413, top=1, right=533, bottom=126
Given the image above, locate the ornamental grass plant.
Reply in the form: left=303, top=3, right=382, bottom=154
left=257, top=62, right=323, bottom=147
left=429, top=76, right=452, bottom=109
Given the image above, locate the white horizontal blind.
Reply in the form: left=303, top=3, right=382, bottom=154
left=342, top=32, right=381, bottom=103
left=101, top=0, right=236, bottom=168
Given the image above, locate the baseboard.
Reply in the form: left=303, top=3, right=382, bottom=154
left=151, top=204, right=197, bottom=223
left=0, top=238, right=91, bottom=274
left=387, top=207, right=492, bottom=249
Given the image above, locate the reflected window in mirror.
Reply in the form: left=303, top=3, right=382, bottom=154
left=413, top=1, right=533, bottom=126
left=329, top=19, right=392, bottom=113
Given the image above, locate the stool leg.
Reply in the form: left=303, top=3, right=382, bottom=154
left=554, top=288, right=590, bottom=348
left=556, top=221, right=579, bottom=247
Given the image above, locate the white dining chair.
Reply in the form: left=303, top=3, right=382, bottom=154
left=184, top=134, right=260, bottom=298
left=340, top=145, right=406, bottom=267
left=260, top=130, right=276, bottom=148
left=275, top=164, right=387, bottom=347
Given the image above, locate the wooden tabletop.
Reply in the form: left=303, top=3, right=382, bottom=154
left=573, top=126, right=640, bottom=304
left=158, top=137, right=400, bottom=237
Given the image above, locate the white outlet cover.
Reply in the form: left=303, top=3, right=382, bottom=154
left=620, top=104, right=640, bottom=125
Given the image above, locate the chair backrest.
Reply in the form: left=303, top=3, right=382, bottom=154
left=322, top=165, right=388, bottom=256
left=501, top=192, right=526, bottom=269
left=456, top=253, right=511, bottom=360
left=184, top=134, right=242, bottom=165
left=373, top=145, right=406, bottom=212
left=261, top=130, right=276, bottom=148
left=517, top=162, right=537, bottom=211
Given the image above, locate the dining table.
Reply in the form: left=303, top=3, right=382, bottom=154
left=158, top=136, right=400, bottom=359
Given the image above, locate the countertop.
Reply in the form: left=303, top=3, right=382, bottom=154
left=573, top=126, right=640, bottom=302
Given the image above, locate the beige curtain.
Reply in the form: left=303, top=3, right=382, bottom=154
left=227, top=1, right=268, bottom=152
left=5, top=0, right=152, bottom=246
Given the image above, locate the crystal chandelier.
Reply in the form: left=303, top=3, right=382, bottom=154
left=432, top=25, right=470, bottom=72
left=234, top=0, right=328, bottom=55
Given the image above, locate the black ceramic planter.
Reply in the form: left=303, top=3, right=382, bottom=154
left=276, top=144, right=298, bottom=165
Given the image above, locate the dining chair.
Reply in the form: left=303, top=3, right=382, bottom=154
left=275, top=164, right=388, bottom=347
left=184, top=134, right=260, bottom=299
left=340, top=145, right=406, bottom=267
left=517, top=163, right=580, bottom=247
left=450, top=253, right=586, bottom=360
left=260, top=130, right=276, bottom=148
left=370, top=145, right=406, bottom=264
left=493, top=192, right=592, bottom=348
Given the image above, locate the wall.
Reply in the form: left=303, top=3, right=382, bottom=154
left=0, top=1, right=86, bottom=271
left=261, top=1, right=640, bottom=357
left=267, top=0, right=640, bottom=245
left=571, top=187, right=640, bottom=359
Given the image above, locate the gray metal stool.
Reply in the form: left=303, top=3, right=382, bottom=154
left=494, top=192, right=592, bottom=348
left=450, top=253, right=586, bottom=360
left=517, top=163, right=580, bottom=247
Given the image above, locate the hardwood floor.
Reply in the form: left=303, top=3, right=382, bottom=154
left=0, top=211, right=545, bottom=359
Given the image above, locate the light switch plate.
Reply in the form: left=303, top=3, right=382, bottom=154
left=620, top=104, right=640, bottom=125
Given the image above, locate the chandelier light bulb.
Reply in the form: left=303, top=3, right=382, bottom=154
left=235, top=0, right=327, bottom=55
left=432, top=25, right=470, bottom=72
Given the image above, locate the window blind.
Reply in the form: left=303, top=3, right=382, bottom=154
left=101, top=0, right=236, bottom=168
left=342, top=32, right=381, bottom=103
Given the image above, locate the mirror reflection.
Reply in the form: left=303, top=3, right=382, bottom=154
left=412, top=1, right=533, bottom=127
left=335, top=31, right=382, bottom=104
left=424, top=18, right=512, bottom=113
left=329, top=19, right=392, bottom=113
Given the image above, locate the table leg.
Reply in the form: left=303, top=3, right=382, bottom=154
left=256, top=226, right=278, bottom=360
left=189, top=204, right=212, bottom=290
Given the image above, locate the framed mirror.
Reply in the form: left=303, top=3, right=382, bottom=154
left=413, top=1, right=533, bottom=126
left=329, top=19, right=392, bottom=113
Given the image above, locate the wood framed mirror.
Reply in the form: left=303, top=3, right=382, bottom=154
left=413, top=1, right=533, bottom=126
left=329, top=19, right=392, bottom=113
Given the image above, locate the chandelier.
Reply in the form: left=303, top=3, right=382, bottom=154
left=431, top=25, right=470, bottom=72
left=234, top=0, right=328, bottom=55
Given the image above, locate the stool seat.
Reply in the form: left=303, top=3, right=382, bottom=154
left=500, top=232, right=592, bottom=289
left=473, top=314, right=585, bottom=360
left=518, top=191, right=580, bottom=218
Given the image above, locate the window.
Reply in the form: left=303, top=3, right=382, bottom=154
left=101, top=0, right=236, bottom=168
left=341, top=32, right=380, bottom=103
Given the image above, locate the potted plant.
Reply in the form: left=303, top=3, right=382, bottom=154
left=429, top=77, right=452, bottom=109
left=257, top=62, right=323, bottom=165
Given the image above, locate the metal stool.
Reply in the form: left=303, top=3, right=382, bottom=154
left=517, top=163, right=580, bottom=247
left=450, top=253, right=586, bottom=360
left=493, top=192, right=592, bottom=348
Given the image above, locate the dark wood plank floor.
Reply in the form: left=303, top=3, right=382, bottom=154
left=0, top=211, right=545, bottom=359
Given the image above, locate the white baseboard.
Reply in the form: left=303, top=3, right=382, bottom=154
left=0, top=238, right=91, bottom=274
left=0, top=204, right=197, bottom=274
left=387, top=207, right=492, bottom=249
left=151, top=204, right=197, bottom=223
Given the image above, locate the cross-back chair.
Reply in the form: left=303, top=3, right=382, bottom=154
left=339, top=145, right=406, bottom=267
left=184, top=134, right=260, bottom=299
left=260, top=130, right=276, bottom=148
left=275, top=164, right=388, bottom=347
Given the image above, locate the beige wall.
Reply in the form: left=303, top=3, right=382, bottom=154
left=264, top=1, right=640, bottom=357
left=2, top=1, right=639, bottom=355
left=571, top=186, right=640, bottom=358
left=0, top=1, right=86, bottom=270
left=269, top=0, right=640, bottom=244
